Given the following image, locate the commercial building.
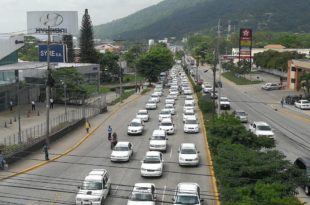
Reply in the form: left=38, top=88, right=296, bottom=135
left=287, top=59, right=310, bottom=91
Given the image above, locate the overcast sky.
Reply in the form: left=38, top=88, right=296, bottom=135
left=0, top=0, right=163, bottom=34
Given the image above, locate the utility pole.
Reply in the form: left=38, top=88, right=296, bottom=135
left=45, top=26, right=51, bottom=145
left=119, top=65, right=123, bottom=103
left=217, top=19, right=222, bottom=115
left=16, top=75, right=21, bottom=144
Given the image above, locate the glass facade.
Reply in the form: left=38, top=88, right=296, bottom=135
left=0, top=70, right=16, bottom=85
left=0, top=51, right=18, bottom=66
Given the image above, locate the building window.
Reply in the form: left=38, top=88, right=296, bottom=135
left=291, top=79, right=295, bottom=83
left=291, top=67, right=296, bottom=72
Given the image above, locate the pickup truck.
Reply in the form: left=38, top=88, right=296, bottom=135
left=261, top=83, right=282, bottom=91
left=249, top=121, right=274, bottom=137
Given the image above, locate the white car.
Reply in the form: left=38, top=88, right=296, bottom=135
left=184, top=117, right=200, bottom=133
left=178, top=143, right=200, bottom=166
left=183, top=109, right=196, bottom=123
left=185, top=99, right=195, bottom=106
left=183, top=102, right=195, bottom=112
left=295, top=100, right=310, bottom=110
left=153, top=91, right=162, bottom=96
left=165, top=98, right=175, bottom=105
left=249, top=121, right=274, bottom=137
left=149, top=130, right=168, bottom=151
left=159, top=118, right=175, bottom=134
left=167, top=94, right=177, bottom=100
left=203, top=85, right=213, bottom=93
left=146, top=102, right=157, bottom=110
left=111, top=142, right=133, bottom=162
left=183, top=88, right=193, bottom=95
left=170, top=90, right=179, bottom=96
left=136, top=109, right=150, bottom=122
left=127, top=183, right=157, bottom=205
left=219, top=97, right=231, bottom=110
left=76, top=169, right=111, bottom=205
left=141, top=151, right=164, bottom=177
left=165, top=103, right=176, bottom=115
left=150, top=96, right=160, bottom=103
left=172, top=183, right=203, bottom=205
left=128, top=118, right=144, bottom=135
left=159, top=109, right=172, bottom=122
left=186, top=95, right=194, bottom=100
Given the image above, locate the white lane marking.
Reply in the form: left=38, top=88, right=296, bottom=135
left=161, top=185, right=167, bottom=205
left=114, top=184, right=119, bottom=194
left=170, top=145, right=173, bottom=159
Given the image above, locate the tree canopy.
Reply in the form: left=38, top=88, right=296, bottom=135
left=136, top=44, right=174, bottom=83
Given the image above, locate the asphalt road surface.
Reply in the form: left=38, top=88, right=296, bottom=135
left=0, top=78, right=216, bottom=204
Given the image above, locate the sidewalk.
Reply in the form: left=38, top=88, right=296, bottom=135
left=0, top=91, right=144, bottom=180
left=0, top=92, right=119, bottom=145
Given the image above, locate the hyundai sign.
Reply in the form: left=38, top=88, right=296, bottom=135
left=39, top=44, right=66, bottom=62
left=27, top=11, right=78, bottom=35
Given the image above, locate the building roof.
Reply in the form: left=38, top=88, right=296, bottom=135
left=264, top=44, right=286, bottom=49
left=292, top=59, right=310, bottom=70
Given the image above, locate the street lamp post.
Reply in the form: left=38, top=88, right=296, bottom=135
left=61, top=80, right=67, bottom=121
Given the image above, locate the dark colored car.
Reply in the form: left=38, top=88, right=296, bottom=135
left=294, top=157, right=310, bottom=195
left=285, top=95, right=300, bottom=105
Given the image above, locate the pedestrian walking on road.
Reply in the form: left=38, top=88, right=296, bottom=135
left=43, top=144, right=49, bottom=160
left=108, top=125, right=112, bottom=141
left=0, top=151, right=7, bottom=170
left=138, top=85, right=141, bottom=92
left=31, top=100, right=36, bottom=111
left=9, top=100, right=13, bottom=111
left=281, top=98, right=284, bottom=108
left=84, top=120, right=91, bottom=133
left=50, top=98, right=54, bottom=109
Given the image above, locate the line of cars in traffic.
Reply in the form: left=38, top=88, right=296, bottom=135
left=75, top=66, right=205, bottom=205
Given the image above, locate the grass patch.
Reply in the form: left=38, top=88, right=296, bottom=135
left=222, top=72, right=261, bottom=85
left=110, top=90, right=135, bottom=105
left=123, top=74, right=145, bottom=83
left=141, top=88, right=151, bottom=95
left=83, top=84, right=110, bottom=94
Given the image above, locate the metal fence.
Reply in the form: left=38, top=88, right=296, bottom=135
left=2, top=94, right=107, bottom=146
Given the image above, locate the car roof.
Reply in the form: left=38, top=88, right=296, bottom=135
left=181, top=143, right=196, bottom=149
left=185, top=116, right=197, bottom=121
left=138, top=109, right=148, bottom=113
left=146, top=151, right=161, bottom=157
left=254, top=121, right=269, bottom=126
left=131, top=118, right=142, bottom=123
left=133, top=183, right=155, bottom=193
left=153, top=129, right=166, bottom=135
left=115, top=141, right=130, bottom=147
left=184, top=109, right=195, bottom=114
left=161, top=118, right=172, bottom=123
left=177, top=182, right=199, bottom=193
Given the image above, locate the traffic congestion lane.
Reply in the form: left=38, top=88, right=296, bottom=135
left=0, top=82, right=216, bottom=204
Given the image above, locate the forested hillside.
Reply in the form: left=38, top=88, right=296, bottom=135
left=94, top=0, right=310, bottom=40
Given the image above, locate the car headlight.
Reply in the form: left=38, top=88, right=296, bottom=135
left=155, top=168, right=162, bottom=171
left=141, top=168, right=147, bottom=171
left=194, top=157, right=198, bottom=160
left=76, top=198, right=82, bottom=202
left=93, top=197, right=101, bottom=201
left=179, top=157, right=185, bottom=161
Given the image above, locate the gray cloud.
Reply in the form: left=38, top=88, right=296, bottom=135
left=0, top=0, right=163, bottom=34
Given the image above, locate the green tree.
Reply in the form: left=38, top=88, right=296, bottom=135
left=52, top=67, right=86, bottom=100
left=98, top=52, right=120, bottom=81
left=124, top=45, right=143, bottom=69
left=18, top=36, right=38, bottom=61
left=80, top=9, right=98, bottom=63
left=62, top=34, right=74, bottom=63
left=137, top=44, right=174, bottom=84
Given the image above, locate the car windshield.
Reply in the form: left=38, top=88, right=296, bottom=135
left=130, top=193, right=153, bottom=201
left=236, top=112, right=246, bottom=116
left=186, top=120, right=197, bottom=125
left=185, top=113, right=194, bottom=116
left=160, top=111, right=170, bottom=115
left=175, top=195, right=199, bottom=204
left=152, top=135, right=166, bottom=140
left=181, top=148, right=196, bottom=154
left=302, top=100, right=309, bottom=103
left=143, top=156, right=161, bottom=163
left=221, top=99, right=228, bottom=102
left=161, top=122, right=172, bottom=126
left=114, top=146, right=129, bottom=151
left=185, top=104, right=193, bottom=107
left=81, top=180, right=103, bottom=190
left=138, top=111, right=147, bottom=114
left=130, top=122, right=141, bottom=127
left=257, top=125, right=271, bottom=131
left=165, top=105, right=173, bottom=108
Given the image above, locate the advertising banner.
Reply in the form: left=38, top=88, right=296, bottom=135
left=239, top=28, right=252, bottom=61
left=39, top=44, right=66, bottom=62
left=27, top=11, right=78, bottom=35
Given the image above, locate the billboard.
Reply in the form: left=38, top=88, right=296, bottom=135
left=39, top=44, right=66, bottom=62
left=239, top=28, right=253, bottom=61
left=27, top=11, right=78, bottom=35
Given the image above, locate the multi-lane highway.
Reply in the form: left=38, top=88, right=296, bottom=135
left=0, top=70, right=217, bottom=204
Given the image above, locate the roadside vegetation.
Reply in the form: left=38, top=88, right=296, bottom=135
left=222, top=72, right=261, bottom=85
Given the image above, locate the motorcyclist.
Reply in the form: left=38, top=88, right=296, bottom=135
left=111, top=132, right=118, bottom=149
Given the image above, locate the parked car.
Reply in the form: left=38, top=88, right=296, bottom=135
left=76, top=169, right=111, bottom=205
left=295, top=100, right=310, bottom=110
left=261, top=83, right=282, bottom=91
left=110, top=142, right=133, bottom=162
left=284, top=95, right=300, bottom=105
left=178, top=143, right=200, bottom=166
left=172, top=182, right=204, bottom=205
left=234, top=110, right=248, bottom=123
left=249, top=121, right=274, bottom=137
left=141, top=151, right=164, bottom=177
left=294, top=157, right=310, bottom=195
left=127, top=183, right=157, bottom=205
